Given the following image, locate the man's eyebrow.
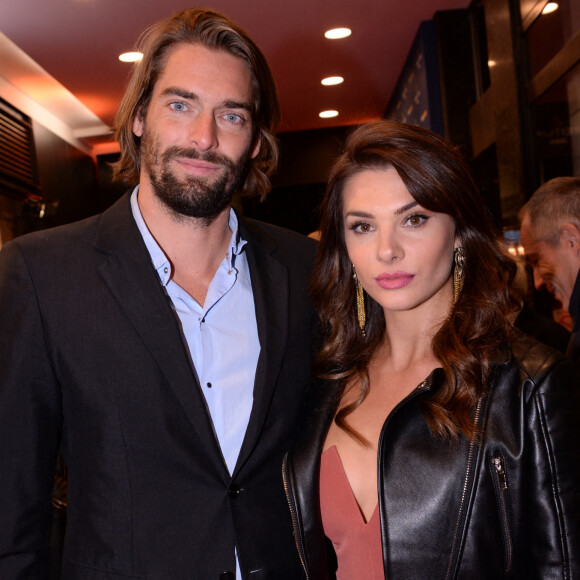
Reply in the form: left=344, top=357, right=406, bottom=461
left=394, top=201, right=418, bottom=215
left=222, top=100, right=253, bottom=113
left=159, top=88, right=252, bottom=112
left=160, top=87, right=199, bottom=100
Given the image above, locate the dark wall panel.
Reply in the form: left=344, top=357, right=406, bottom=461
left=33, top=121, right=98, bottom=228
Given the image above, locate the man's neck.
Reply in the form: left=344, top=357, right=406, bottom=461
left=137, top=186, right=233, bottom=304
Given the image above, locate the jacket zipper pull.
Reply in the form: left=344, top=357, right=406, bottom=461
left=492, top=457, right=508, bottom=490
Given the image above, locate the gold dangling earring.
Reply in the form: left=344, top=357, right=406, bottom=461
left=353, top=268, right=366, bottom=336
left=453, top=246, right=465, bottom=304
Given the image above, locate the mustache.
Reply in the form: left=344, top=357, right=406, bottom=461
left=162, top=146, right=234, bottom=170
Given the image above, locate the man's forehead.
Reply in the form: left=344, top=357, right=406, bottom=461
left=520, top=219, right=537, bottom=246
left=520, top=215, right=553, bottom=247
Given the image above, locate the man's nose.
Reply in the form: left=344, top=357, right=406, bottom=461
left=532, top=267, right=545, bottom=291
left=189, top=112, right=218, bottom=151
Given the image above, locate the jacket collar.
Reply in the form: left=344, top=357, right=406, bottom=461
left=233, top=217, right=291, bottom=475
left=93, top=193, right=228, bottom=473
left=92, top=194, right=292, bottom=479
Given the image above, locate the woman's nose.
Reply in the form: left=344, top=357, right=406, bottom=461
left=377, top=231, right=402, bottom=263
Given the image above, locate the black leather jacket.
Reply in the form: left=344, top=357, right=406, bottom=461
left=283, top=337, right=580, bottom=579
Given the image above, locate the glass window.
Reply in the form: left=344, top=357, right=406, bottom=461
left=531, top=60, right=580, bottom=181
left=527, top=0, right=580, bottom=76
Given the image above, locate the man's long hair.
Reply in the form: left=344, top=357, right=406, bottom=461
left=313, top=120, right=518, bottom=442
left=111, top=8, right=280, bottom=199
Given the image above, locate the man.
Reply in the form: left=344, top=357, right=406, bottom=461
left=0, top=9, right=316, bottom=579
left=519, top=176, right=580, bottom=360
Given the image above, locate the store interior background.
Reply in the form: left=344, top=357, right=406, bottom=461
left=0, top=0, right=578, bottom=259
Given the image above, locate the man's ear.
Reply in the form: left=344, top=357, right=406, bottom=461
left=560, top=222, right=580, bottom=256
left=250, top=133, right=261, bottom=160
left=132, top=109, right=144, bottom=138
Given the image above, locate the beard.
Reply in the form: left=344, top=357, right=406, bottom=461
left=139, top=128, right=252, bottom=224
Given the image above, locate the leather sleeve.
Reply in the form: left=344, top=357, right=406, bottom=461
left=524, top=355, right=580, bottom=579
left=0, top=240, right=61, bottom=577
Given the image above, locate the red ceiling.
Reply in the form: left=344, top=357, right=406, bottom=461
left=1, top=0, right=471, bottom=138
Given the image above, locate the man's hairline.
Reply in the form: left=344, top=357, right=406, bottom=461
left=521, top=209, right=564, bottom=248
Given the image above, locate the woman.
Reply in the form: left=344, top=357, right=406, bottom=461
left=282, top=121, right=580, bottom=579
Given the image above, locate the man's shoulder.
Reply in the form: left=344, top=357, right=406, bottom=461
left=5, top=214, right=100, bottom=255
left=4, top=193, right=131, bottom=257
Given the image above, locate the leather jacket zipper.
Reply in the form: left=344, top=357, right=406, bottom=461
left=282, top=454, right=310, bottom=579
left=491, top=456, right=513, bottom=573
left=444, top=396, right=484, bottom=580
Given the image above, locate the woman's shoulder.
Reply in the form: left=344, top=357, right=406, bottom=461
left=510, top=334, right=567, bottom=378
left=499, top=333, right=577, bottom=393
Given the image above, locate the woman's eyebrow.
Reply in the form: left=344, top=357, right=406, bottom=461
left=394, top=201, right=418, bottom=216
left=344, top=210, right=374, bottom=218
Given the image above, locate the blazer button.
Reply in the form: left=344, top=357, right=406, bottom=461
left=219, top=572, right=235, bottom=580
left=228, top=484, right=241, bottom=498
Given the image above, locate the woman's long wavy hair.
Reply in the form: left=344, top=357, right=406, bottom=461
left=111, top=8, right=280, bottom=200
left=313, top=120, right=518, bottom=442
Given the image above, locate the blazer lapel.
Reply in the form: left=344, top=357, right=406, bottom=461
left=234, top=218, right=290, bottom=474
left=93, top=194, right=226, bottom=470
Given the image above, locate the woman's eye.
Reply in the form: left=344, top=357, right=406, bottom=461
left=349, top=222, right=373, bottom=233
left=406, top=214, right=427, bottom=227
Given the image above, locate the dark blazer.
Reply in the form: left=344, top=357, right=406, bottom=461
left=283, top=337, right=580, bottom=579
left=0, top=193, right=317, bottom=579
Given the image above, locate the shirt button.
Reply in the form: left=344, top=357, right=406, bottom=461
left=207, top=382, right=212, bottom=388
left=219, top=572, right=235, bottom=580
left=163, top=267, right=168, bottom=274
left=228, top=485, right=241, bottom=498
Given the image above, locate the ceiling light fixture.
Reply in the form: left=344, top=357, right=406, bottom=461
left=319, top=110, right=339, bottom=119
left=119, top=52, right=143, bottom=63
left=321, top=76, right=344, bottom=86
left=324, top=28, right=352, bottom=40
left=542, top=2, right=559, bottom=14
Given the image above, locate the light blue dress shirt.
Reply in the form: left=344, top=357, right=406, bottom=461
left=131, top=188, right=259, bottom=578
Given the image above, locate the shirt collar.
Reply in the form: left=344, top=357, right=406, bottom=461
left=130, top=186, right=247, bottom=286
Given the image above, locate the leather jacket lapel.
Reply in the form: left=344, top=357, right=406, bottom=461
left=378, top=371, right=484, bottom=580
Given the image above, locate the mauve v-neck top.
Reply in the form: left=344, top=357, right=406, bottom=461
left=320, top=446, right=385, bottom=579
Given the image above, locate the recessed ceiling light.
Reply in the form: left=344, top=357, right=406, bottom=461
left=321, top=76, right=344, bottom=86
left=119, top=52, right=143, bottom=63
left=319, top=110, right=339, bottom=119
left=324, top=28, right=352, bottom=40
left=542, top=2, right=558, bottom=14
left=488, top=60, right=497, bottom=67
